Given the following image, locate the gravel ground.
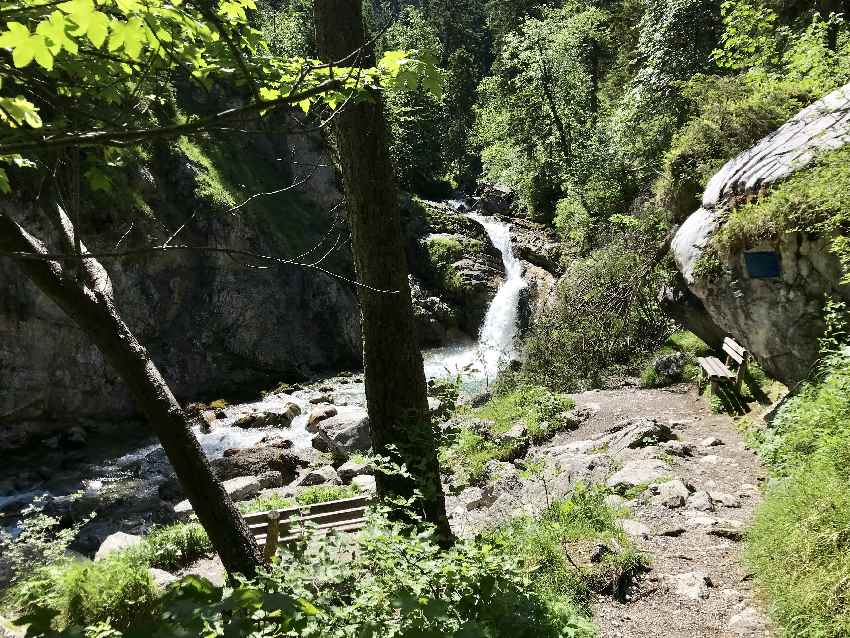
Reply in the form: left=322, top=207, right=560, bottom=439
left=555, top=385, right=775, bottom=638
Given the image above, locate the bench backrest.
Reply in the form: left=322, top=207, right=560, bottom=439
left=246, top=495, right=372, bottom=556
left=722, top=337, right=749, bottom=366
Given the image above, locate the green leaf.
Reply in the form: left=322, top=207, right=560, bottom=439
left=0, top=168, right=10, bottom=194
left=36, top=11, right=79, bottom=55
left=87, top=11, right=109, bottom=48
left=0, top=96, right=43, bottom=128
left=84, top=166, right=111, bottom=192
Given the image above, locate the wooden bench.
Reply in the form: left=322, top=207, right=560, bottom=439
left=698, top=337, right=749, bottom=392
left=244, top=495, right=373, bottom=559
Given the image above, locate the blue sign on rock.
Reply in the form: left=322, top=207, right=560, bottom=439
left=744, top=251, right=782, bottom=279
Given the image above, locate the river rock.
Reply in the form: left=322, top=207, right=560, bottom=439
left=312, top=406, right=371, bottom=458
left=606, top=460, right=671, bottom=493
left=212, top=447, right=303, bottom=482
left=710, top=492, right=742, bottom=508
left=307, top=406, right=338, bottom=432
left=292, top=465, right=340, bottom=488
left=94, top=532, right=143, bottom=561
left=337, top=459, right=372, bottom=483
left=235, top=403, right=301, bottom=429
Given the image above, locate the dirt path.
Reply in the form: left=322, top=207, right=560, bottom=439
left=553, top=386, right=774, bottom=638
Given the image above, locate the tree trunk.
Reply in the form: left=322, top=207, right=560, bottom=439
left=0, top=205, right=264, bottom=577
left=313, top=0, right=451, bottom=542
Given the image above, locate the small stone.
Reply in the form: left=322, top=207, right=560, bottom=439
left=710, top=492, right=742, bottom=508
left=688, top=491, right=715, bottom=512
left=95, top=532, right=143, bottom=561
left=619, top=519, right=651, bottom=538
left=665, top=571, right=713, bottom=600
left=658, top=479, right=692, bottom=509
left=728, top=607, right=766, bottom=634
left=590, top=544, right=613, bottom=563
left=427, top=397, right=443, bottom=416
left=607, top=460, right=671, bottom=493
left=700, top=437, right=724, bottom=447
left=310, top=395, right=334, bottom=405
left=352, top=474, right=376, bottom=493
left=661, top=440, right=694, bottom=457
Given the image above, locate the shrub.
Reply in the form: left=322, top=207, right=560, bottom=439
left=238, top=493, right=295, bottom=514
left=522, top=239, right=675, bottom=390
left=17, top=512, right=600, bottom=638
left=490, top=484, right=647, bottom=605
left=7, top=552, right=158, bottom=632
left=141, top=523, right=212, bottom=572
left=639, top=331, right=709, bottom=388
left=440, top=386, right=577, bottom=483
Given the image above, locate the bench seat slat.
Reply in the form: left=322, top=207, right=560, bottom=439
left=249, top=505, right=367, bottom=536
left=242, top=495, right=370, bottom=526
left=698, top=356, right=734, bottom=379
left=256, top=518, right=368, bottom=547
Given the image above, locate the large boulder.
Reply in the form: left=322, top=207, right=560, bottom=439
left=671, top=83, right=850, bottom=385
left=607, top=419, right=675, bottom=456
left=212, top=447, right=304, bottom=482
left=312, top=406, right=371, bottom=458
left=235, top=404, right=301, bottom=429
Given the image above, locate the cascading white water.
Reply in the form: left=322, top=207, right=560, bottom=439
left=422, top=208, right=527, bottom=385
left=469, top=214, right=527, bottom=379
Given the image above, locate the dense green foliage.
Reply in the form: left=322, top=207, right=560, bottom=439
left=744, top=315, right=850, bottom=637
left=5, top=500, right=645, bottom=637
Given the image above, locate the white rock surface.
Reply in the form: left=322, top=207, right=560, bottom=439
left=94, top=532, right=143, bottom=561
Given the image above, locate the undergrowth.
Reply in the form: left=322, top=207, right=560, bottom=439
left=639, top=331, right=710, bottom=388
left=745, top=316, right=850, bottom=637
left=440, top=385, right=576, bottom=484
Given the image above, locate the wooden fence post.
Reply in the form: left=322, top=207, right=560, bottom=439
left=263, top=510, right=280, bottom=561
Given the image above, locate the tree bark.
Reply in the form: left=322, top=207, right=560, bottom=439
left=0, top=204, right=264, bottom=577
left=314, top=0, right=451, bottom=542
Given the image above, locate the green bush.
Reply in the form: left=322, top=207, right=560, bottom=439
left=15, top=511, right=600, bottom=638
left=7, top=552, right=158, bottom=632
left=639, top=331, right=709, bottom=388
left=522, top=239, right=675, bottom=390
left=440, top=386, right=577, bottom=483
left=745, top=346, right=850, bottom=636
left=141, top=523, right=212, bottom=572
left=238, top=493, right=295, bottom=514
left=490, top=484, right=647, bottom=605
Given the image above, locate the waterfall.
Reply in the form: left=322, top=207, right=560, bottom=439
left=469, top=214, right=528, bottom=379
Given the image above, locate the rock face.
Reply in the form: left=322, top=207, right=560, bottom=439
left=94, top=532, right=143, bottom=561
left=0, top=136, right=362, bottom=450
left=672, top=83, right=850, bottom=385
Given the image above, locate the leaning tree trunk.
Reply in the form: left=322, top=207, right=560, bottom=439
left=0, top=203, right=264, bottom=577
left=314, top=0, right=451, bottom=542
